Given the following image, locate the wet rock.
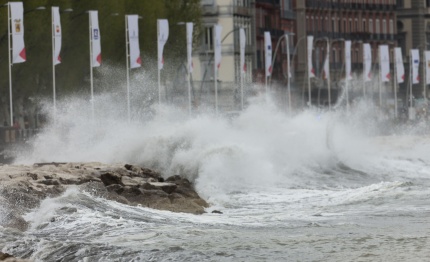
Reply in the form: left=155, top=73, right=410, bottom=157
left=100, top=172, right=123, bottom=186
left=211, top=210, right=223, bottom=214
left=0, top=162, right=209, bottom=231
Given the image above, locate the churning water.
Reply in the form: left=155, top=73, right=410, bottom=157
left=1, top=88, right=430, bottom=261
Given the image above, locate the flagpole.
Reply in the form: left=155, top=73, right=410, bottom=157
left=214, top=57, right=218, bottom=116
left=409, top=54, right=413, bottom=117
left=157, top=21, right=161, bottom=104
left=89, top=12, right=94, bottom=120
left=326, top=38, right=331, bottom=110
left=7, top=3, right=13, bottom=126
left=393, top=49, right=398, bottom=118
left=52, top=7, right=56, bottom=121
left=378, top=47, right=382, bottom=108
left=286, top=34, right=291, bottom=113
left=125, top=16, right=131, bottom=122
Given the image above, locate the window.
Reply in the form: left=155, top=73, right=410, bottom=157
left=362, top=19, right=367, bottom=32
left=204, top=26, right=213, bottom=51
left=382, top=19, right=387, bottom=34
left=349, top=19, right=352, bottom=33
left=376, top=19, right=380, bottom=34
left=369, top=19, right=373, bottom=33
left=389, top=19, right=394, bottom=34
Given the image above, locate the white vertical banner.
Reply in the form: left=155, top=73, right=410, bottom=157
left=379, top=45, right=390, bottom=82
left=345, top=40, right=352, bottom=80
left=323, top=51, right=329, bottom=80
left=239, top=28, right=246, bottom=73
left=52, top=7, right=62, bottom=65
left=10, top=2, right=26, bottom=63
left=394, top=47, right=405, bottom=84
left=186, top=22, right=193, bottom=73
left=264, top=31, right=272, bottom=77
left=214, top=25, right=222, bottom=69
left=128, top=15, right=141, bottom=69
left=425, top=51, right=430, bottom=84
left=307, top=36, right=315, bottom=78
left=411, top=49, right=420, bottom=84
left=363, top=43, right=372, bottom=82
left=90, top=11, right=101, bottom=67
left=157, top=19, right=169, bottom=70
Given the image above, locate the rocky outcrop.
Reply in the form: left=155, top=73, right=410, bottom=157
left=0, top=162, right=208, bottom=232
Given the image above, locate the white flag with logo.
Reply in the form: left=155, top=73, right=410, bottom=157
left=157, top=19, right=169, bottom=70
left=90, top=11, right=101, bottom=67
left=127, top=15, right=141, bottom=69
left=214, top=25, right=222, bottom=69
left=186, top=22, right=193, bottom=73
left=394, top=47, right=404, bottom=84
left=52, top=7, right=62, bottom=65
left=322, top=51, right=329, bottom=80
left=264, top=32, right=272, bottom=77
left=410, top=49, right=420, bottom=84
left=425, top=51, right=430, bottom=84
left=307, top=36, right=315, bottom=78
left=240, top=28, right=246, bottom=74
left=363, top=43, right=372, bottom=82
left=345, top=40, right=352, bottom=80
left=10, top=2, right=25, bottom=63
left=379, top=45, right=390, bottom=82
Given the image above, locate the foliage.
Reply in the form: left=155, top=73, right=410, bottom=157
left=0, top=0, right=201, bottom=107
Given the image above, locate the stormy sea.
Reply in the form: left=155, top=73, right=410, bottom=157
left=1, top=90, right=430, bottom=261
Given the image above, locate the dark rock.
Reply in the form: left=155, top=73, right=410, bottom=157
left=26, top=173, right=37, bottom=180
left=211, top=210, right=223, bottom=214
left=100, top=172, right=123, bottom=186
left=38, top=179, right=60, bottom=186
left=0, top=252, right=12, bottom=260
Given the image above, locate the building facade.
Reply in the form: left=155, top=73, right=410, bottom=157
left=295, top=0, right=397, bottom=106
left=397, top=0, right=430, bottom=102
left=193, top=0, right=254, bottom=111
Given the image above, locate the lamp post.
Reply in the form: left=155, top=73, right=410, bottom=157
left=270, top=32, right=294, bottom=113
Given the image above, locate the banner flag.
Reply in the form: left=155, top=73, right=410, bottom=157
left=345, top=40, right=352, bottom=80
left=90, top=11, right=101, bottom=67
left=127, top=15, right=141, bottom=69
left=425, top=51, right=430, bottom=84
left=264, top=31, right=272, bottom=77
left=214, top=25, right=222, bottom=69
left=394, top=47, right=404, bottom=84
left=157, top=19, right=169, bottom=70
left=240, top=28, right=246, bottom=73
left=379, top=45, right=390, bottom=82
left=52, top=7, right=62, bottom=65
left=363, top=43, right=372, bottom=82
left=10, top=2, right=26, bottom=63
left=411, top=49, right=420, bottom=84
left=322, top=51, right=329, bottom=80
left=186, top=22, right=193, bottom=73
left=307, top=36, right=315, bottom=78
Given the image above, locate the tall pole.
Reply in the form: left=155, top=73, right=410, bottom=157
left=286, top=34, right=291, bottom=113
left=89, top=13, right=94, bottom=120
left=52, top=8, right=56, bottom=120
left=214, top=58, right=218, bottom=116
left=125, top=16, right=131, bottom=122
left=186, top=22, right=192, bottom=116
left=378, top=48, right=382, bottom=108
left=157, top=22, right=162, bottom=104
left=7, top=3, right=13, bottom=126
left=393, top=49, right=398, bottom=118
left=308, top=44, right=311, bottom=107
left=326, top=39, right=331, bottom=110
